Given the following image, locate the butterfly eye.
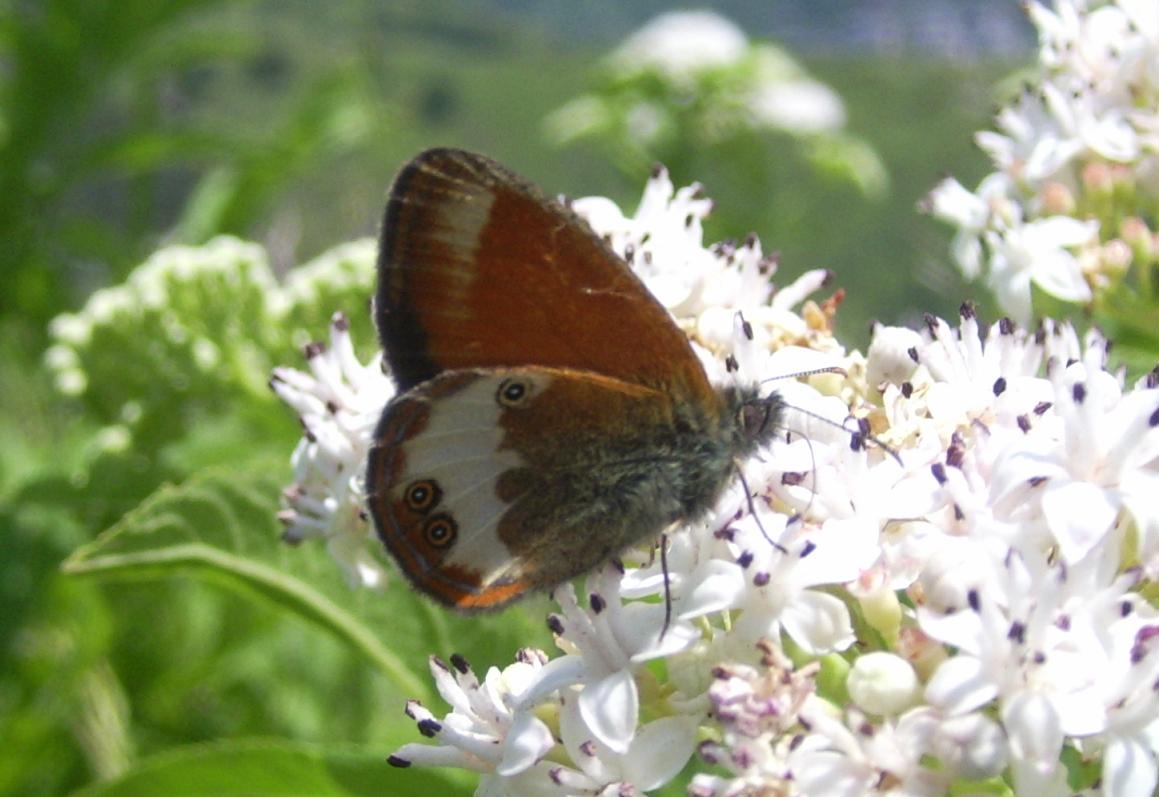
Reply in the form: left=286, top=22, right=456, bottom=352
left=404, top=479, right=441, bottom=513
left=496, top=377, right=533, bottom=408
left=422, top=514, right=458, bottom=548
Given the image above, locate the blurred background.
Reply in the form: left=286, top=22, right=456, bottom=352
left=0, top=2, right=1033, bottom=795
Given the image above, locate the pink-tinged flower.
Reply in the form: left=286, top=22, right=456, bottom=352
left=689, top=643, right=818, bottom=797
left=928, top=0, right=1159, bottom=320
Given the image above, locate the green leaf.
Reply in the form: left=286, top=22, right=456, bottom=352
left=61, top=464, right=427, bottom=698
left=62, top=464, right=555, bottom=703
left=66, top=738, right=470, bottom=797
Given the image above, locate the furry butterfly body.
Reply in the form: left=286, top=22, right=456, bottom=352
left=366, top=149, right=781, bottom=610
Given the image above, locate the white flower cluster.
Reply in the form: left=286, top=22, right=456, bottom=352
left=271, top=312, right=395, bottom=589
left=543, top=7, right=891, bottom=208
left=609, top=10, right=848, bottom=136
left=926, top=0, right=1159, bottom=325
left=274, top=165, right=1159, bottom=795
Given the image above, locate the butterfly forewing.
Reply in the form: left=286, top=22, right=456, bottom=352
left=376, top=148, right=716, bottom=406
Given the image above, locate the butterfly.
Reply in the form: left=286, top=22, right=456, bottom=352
left=365, top=148, right=784, bottom=611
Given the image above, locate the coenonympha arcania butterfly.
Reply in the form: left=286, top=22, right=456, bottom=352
left=366, top=148, right=783, bottom=610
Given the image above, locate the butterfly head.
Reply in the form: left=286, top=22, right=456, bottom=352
left=726, top=385, right=785, bottom=458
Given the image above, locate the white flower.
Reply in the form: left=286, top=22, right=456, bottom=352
left=520, top=565, right=699, bottom=755
left=788, top=701, right=951, bottom=797
left=923, top=173, right=1014, bottom=279
left=269, top=156, right=1159, bottom=796
left=928, top=0, right=1159, bottom=319
left=549, top=698, right=698, bottom=796
left=986, top=215, right=1097, bottom=326
left=1017, top=332, right=1159, bottom=565
left=611, top=11, right=748, bottom=84
left=572, top=166, right=776, bottom=320
left=390, top=652, right=559, bottom=792
left=748, top=78, right=846, bottom=134
left=271, top=312, right=393, bottom=588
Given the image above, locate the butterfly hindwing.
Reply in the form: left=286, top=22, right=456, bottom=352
left=366, top=366, right=737, bottom=611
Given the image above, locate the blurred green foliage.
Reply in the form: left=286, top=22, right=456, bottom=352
left=0, top=1, right=1011, bottom=795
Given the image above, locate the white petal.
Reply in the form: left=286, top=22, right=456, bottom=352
left=495, top=712, right=555, bottom=776
left=616, top=601, right=699, bottom=662
left=391, top=741, right=477, bottom=769
left=571, top=197, right=628, bottom=234
left=1103, top=734, right=1159, bottom=797
left=515, top=655, right=587, bottom=711
left=579, top=669, right=639, bottom=754
left=430, top=658, right=473, bottom=716
left=1026, top=216, right=1098, bottom=249
left=925, top=176, right=988, bottom=227
left=925, top=656, right=998, bottom=715
left=1042, top=480, right=1117, bottom=563
left=1030, top=251, right=1092, bottom=302
left=620, top=716, right=698, bottom=790
left=676, top=559, right=747, bottom=618
left=933, top=712, right=1009, bottom=779
left=1002, top=691, right=1064, bottom=771
left=780, top=590, right=855, bottom=654
left=989, top=268, right=1034, bottom=327
left=799, top=518, right=880, bottom=585
left=793, top=750, right=874, bottom=797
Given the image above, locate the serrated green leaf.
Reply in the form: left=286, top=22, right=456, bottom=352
left=66, top=738, right=470, bottom=797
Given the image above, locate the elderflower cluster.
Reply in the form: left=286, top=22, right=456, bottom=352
left=925, top=0, right=1159, bottom=325
left=274, top=159, right=1159, bottom=796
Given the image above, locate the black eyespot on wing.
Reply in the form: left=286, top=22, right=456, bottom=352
left=405, top=479, right=442, bottom=513
left=423, top=513, right=458, bottom=548
left=496, top=377, right=533, bottom=408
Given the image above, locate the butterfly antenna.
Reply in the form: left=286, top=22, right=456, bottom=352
left=748, top=404, right=897, bottom=544
left=779, top=401, right=902, bottom=465
left=659, top=533, right=673, bottom=641
left=735, top=467, right=788, bottom=553
left=759, top=365, right=901, bottom=464
left=760, top=365, right=847, bottom=383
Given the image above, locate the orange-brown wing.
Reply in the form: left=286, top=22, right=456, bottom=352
left=375, top=148, right=715, bottom=405
left=365, top=366, right=723, bottom=612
